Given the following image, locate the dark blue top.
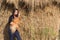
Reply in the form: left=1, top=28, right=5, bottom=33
left=8, top=15, right=14, bottom=24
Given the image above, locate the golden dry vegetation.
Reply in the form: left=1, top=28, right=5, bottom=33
left=0, top=0, right=60, bottom=40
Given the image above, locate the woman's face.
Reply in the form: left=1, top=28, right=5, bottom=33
left=14, top=10, right=18, bottom=15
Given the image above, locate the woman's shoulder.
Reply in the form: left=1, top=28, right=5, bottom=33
left=8, top=15, right=14, bottom=24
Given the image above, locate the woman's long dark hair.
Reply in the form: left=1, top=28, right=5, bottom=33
left=12, top=9, right=19, bottom=17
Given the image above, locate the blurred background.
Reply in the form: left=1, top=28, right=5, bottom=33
left=0, top=0, right=60, bottom=40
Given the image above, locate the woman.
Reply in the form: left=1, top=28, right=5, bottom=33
left=8, top=9, right=21, bottom=40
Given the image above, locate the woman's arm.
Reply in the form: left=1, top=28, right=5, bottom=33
left=10, top=22, right=13, bottom=24
left=8, top=15, right=14, bottom=24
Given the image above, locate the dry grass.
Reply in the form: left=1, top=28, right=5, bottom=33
left=0, top=0, right=60, bottom=40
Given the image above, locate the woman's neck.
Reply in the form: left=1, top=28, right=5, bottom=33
left=14, top=16, right=18, bottom=18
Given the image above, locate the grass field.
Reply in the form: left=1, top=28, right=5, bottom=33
left=0, top=0, right=60, bottom=40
